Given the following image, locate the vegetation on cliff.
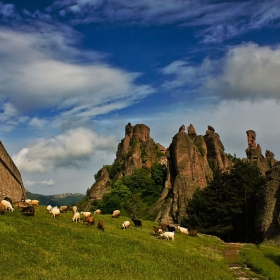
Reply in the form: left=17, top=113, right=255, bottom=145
left=83, top=162, right=167, bottom=220
left=184, top=160, right=265, bottom=243
left=78, top=123, right=280, bottom=244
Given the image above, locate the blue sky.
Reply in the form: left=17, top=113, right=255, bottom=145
left=0, top=0, right=280, bottom=195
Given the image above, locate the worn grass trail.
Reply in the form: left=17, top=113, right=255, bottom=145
left=224, top=243, right=269, bottom=280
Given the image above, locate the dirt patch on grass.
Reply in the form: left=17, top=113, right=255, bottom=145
left=223, top=243, right=267, bottom=280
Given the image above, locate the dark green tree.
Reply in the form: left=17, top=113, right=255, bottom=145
left=185, top=159, right=265, bottom=242
left=98, top=193, right=122, bottom=214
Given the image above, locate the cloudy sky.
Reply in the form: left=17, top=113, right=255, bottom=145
left=1, top=0, right=280, bottom=195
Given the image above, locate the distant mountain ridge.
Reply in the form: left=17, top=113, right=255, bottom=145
left=25, top=191, right=84, bottom=207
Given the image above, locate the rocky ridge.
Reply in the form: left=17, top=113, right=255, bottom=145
left=89, top=122, right=280, bottom=243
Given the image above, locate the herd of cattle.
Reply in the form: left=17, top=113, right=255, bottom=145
left=0, top=196, right=198, bottom=240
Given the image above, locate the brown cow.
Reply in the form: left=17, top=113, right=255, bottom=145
left=153, top=226, right=163, bottom=234
left=160, top=223, right=168, bottom=232
left=189, top=229, right=198, bottom=236
left=14, top=201, right=29, bottom=209
left=97, top=220, right=104, bottom=231
left=29, top=200, right=39, bottom=206
left=83, top=216, right=95, bottom=225
left=0, top=203, right=5, bottom=215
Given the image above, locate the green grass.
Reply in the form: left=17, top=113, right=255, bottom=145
left=0, top=206, right=245, bottom=279
left=240, top=243, right=280, bottom=280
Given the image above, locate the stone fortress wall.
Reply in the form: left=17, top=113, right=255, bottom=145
left=0, top=140, right=26, bottom=201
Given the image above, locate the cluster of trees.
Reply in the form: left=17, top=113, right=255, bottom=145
left=90, top=162, right=167, bottom=219
left=82, top=152, right=266, bottom=243
left=183, top=159, right=266, bottom=243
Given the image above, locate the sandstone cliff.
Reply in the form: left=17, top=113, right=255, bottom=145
left=89, top=123, right=166, bottom=201
left=244, top=130, right=280, bottom=244
left=88, top=123, right=280, bottom=243
left=154, top=124, right=231, bottom=224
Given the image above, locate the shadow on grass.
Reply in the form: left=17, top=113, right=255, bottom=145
left=265, top=254, right=280, bottom=266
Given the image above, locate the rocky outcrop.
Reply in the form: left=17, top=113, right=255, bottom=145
left=255, top=162, right=280, bottom=244
left=115, top=123, right=158, bottom=176
left=204, top=126, right=232, bottom=170
left=154, top=124, right=232, bottom=224
left=88, top=122, right=280, bottom=239
left=89, top=166, right=110, bottom=200
left=244, top=130, right=280, bottom=243
left=89, top=123, right=166, bottom=201
left=245, top=130, right=277, bottom=174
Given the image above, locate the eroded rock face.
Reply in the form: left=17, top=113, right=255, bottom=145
left=116, top=123, right=158, bottom=175
left=89, top=167, right=110, bottom=200
left=255, top=162, right=280, bottom=244
left=155, top=124, right=214, bottom=223
left=245, top=130, right=276, bottom=174
left=90, top=123, right=166, bottom=201
left=203, top=125, right=232, bottom=170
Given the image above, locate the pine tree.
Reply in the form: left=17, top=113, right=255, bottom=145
left=185, top=159, right=265, bottom=242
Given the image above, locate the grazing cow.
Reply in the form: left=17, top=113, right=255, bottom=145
left=167, top=225, right=176, bottom=232
left=83, top=216, right=95, bottom=225
left=122, top=221, right=130, bottom=229
left=21, top=206, right=35, bottom=217
left=72, top=212, right=80, bottom=223
left=112, top=210, right=120, bottom=218
left=51, top=206, right=60, bottom=218
left=1, top=200, right=14, bottom=212
left=94, top=209, right=101, bottom=215
left=160, top=223, right=168, bottom=232
left=132, top=218, right=142, bottom=227
left=14, top=201, right=29, bottom=209
left=97, top=220, right=104, bottom=231
left=72, top=206, right=78, bottom=213
left=4, top=196, right=12, bottom=204
left=177, top=226, right=189, bottom=235
left=29, top=200, right=40, bottom=206
left=25, top=199, right=31, bottom=204
left=81, top=211, right=92, bottom=220
left=153, top=226, right=163, bottom=234
left=59, top=205, right=68, bottom=213
left=189, top=229, right=198, bottom=236
left=0, top=203, right=5, bottom=215
left=160, top=231, right=175, bottom=241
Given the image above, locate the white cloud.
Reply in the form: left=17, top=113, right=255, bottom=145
left=162, top=43, right=280, bottom=101
left=205, top=43, right=280, bottom=100
left=25, top=179, right=55, bottom=186
left=41, top=180, right=55, bottom=186
left=0, top=27, right=154, bottom=130
left=12, top=127, right=117, bottom=173
left=47, top=0, right=280, bottom=42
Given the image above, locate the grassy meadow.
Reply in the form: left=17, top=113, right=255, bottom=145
left=240, top=243, right=280, bottom=280
left=0, top=205, right=279, bottom=280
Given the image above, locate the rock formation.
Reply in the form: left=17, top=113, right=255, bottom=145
left=89, top=123, right=165, bottom=201
left=244, top=130, right=280, bottom=243
left=255, top=162, right=280, bottom=244
left=88, top=122, right=280, bottom=243
left=89, top=167, right=110, bottom=201
left=154, top=124, right=231, bottom=224
left=245, top=130, right=277, bottom=174
left=204, top=126, right=232, bottom=170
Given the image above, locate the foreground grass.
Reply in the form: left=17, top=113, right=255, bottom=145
left=240, top=243, right=280, bottom=279
left=0, top=206, right=237, bottom=279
